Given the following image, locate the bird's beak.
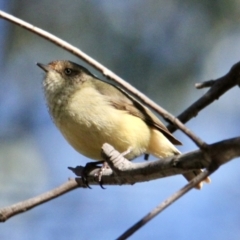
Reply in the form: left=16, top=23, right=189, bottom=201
left=37, top=63, right=50, bottom=72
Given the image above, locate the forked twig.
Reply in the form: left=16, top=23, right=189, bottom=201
left=195, top=80, right=216, bottom=89
left=168, top=62, right=240, bottom=132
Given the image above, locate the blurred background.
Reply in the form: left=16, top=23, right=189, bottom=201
left=0, top=1, right=240, bottom=239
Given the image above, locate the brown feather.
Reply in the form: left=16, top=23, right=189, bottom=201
left=92, top=79, right=182, bottom=146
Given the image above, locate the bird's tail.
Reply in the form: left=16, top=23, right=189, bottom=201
left=183, top=170, right=211, bottom=189
left=147, top=129, right=211, bottom=189
left=172, top=149, right=211, bottom=189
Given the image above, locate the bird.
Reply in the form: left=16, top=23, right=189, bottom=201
left=37, top=60, right=210, bottom=189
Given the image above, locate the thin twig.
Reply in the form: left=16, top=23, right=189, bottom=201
left=0, top=10, right=206, bottom=148
left=168, top=62, right=240, bottom=132
left=116, top=170, right=213, bottom=240
left=0, top=179, right=84, bottom=222
left=195, top=80, right=216, bottom=89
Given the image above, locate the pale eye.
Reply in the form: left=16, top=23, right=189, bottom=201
left=64, top=68, right=72, bottom=76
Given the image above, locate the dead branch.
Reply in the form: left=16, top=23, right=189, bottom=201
left=0, top=137, right=239, bottom=222
left=0, top=178, right=85, bottom=222
left=1, top=11, right=240, bottom=149
left=0, top=10, right=208, bottom=147
left=99, top=138, right=240, bottom=184
left=195, top=80, right=216, bottom=89
left=116, top=170, right=212, bottom=240
left=117, top=135, right=240, bottom=239
left=168, top=62, right=240, bottom=132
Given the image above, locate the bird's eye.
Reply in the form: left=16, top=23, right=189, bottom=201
left=64, top=68, right=72, bottom=76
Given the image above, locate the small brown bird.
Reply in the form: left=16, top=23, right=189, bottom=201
left=37, top=60, right=210, bottom=189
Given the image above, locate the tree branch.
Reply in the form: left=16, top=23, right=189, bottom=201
left=0, top=179, right=85, bottom=222
left=168, top=62, right=240, bottom=132
left=116, top=136, right=240, bottom=239
left=1, top=10, right=239, bottom=145
left=0, top=137, right=239, bottom=222
left=0, top=10, right=207, bottom=148
left=195, top=80, right=216, bottom=89
left=116, top=170, right=212, bottom=240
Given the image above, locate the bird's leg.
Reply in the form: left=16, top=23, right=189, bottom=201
left=144, top=153, right=149, bottom=160
left=95, top=146, right=133, bottom=187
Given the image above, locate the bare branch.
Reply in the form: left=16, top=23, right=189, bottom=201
left=0, top=10, right=239, bottom=147
left=116, top=135, right=240, bottom=239
left=116, top=170, right=212, bottom=240
left=0, top=179, right=84, bottom=222
left=1, top=137, right=239, bottom=222
left=99, top=138, right=240, bottom=184
left=168, top=62, right=240, bottom=132
left=0, top=10, right=206, bottom=147
left=195, top=80, right=216, bottom=89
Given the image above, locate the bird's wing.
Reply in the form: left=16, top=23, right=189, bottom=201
left=93, top=79, right=182, bottom=145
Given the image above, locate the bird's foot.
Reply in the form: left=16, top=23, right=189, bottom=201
left=68, top=161, right=104, bottom=189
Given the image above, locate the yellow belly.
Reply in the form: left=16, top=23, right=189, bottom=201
left=57, top=109, right=151, bottom=160
left=54, top=87, right=151, bottom=160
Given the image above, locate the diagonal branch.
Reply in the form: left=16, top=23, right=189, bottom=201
left=168, top=62, right=240, bottom=132
left=0, top=11, right=239, bottom=145
left=116, top=136, right=240, bottom=239
left=195, top=80, right=216, bottom=89
left=0, top=178, right=85, bottom=222
left=0, top=10, right=206, bottom=147
left=116, top=169, right=213, bottom=240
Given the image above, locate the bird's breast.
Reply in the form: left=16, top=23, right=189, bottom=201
left=52, top=87, right=151, bottom=160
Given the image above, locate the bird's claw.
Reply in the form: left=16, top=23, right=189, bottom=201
left=68, top=161, right=108, bottom=189
left=93, top=161, right=109, bottom=189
